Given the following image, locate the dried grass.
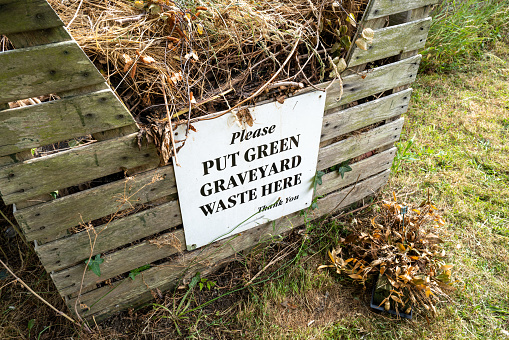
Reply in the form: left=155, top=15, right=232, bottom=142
left=48, top=0, right=368, bottom=124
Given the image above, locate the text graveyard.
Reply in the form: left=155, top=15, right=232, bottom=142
left=173, top=91, right=326, bottom=250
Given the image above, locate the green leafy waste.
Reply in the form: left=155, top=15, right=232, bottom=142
left=129, top=264, right=151, bottom=281
left=337, top=160, right=352, bottom=179
left=85, top=254, right=104, bottom=277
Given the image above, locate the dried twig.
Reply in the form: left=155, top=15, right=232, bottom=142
left=162, top=80, right=180, bottom=166
left=0, top=258, right=80, bottom=325
left=0, top=208, right=29, bottom=248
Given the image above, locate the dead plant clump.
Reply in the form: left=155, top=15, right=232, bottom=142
left=320, top=193, right=455, bottom=318
left=48, top=0, right=369, bottom=161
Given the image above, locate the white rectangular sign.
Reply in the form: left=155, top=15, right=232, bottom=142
left=173, top=91, right=326, bottom=250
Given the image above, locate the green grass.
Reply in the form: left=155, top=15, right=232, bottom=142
left=421, top=0, right=509, bottom=73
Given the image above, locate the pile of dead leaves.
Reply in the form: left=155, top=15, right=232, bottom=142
left=320, top=193, right=454, bottom=317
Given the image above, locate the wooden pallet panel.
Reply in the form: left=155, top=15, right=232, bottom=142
left=52, top=147, right=396, bottom=297
left=16, top=165, right=177, bottom=243
left=0, top=90, right=135, bottom=156
left=348, top=18, right=431, bottom=67
left=16, top=88, right=408, bottom=242
left=365, top=0, right=439, bottom=21
left=71, top=170, right=390, bottom=320
left=36, top=200, right=182, bottom=272
left=36, top=118, right=401, bottom=272
left=317, top=118, right=404, bottom=171
left=0, top=0, right=63, bottom=36
left=0, top=41, right=105, bottom=105
left=0, top=133, right=159, bottom=205
left=52, top=229, right=187, bottom=297
left=321, top=89, right=411, bottom=141
left=325, top=55, right=421, bottom=111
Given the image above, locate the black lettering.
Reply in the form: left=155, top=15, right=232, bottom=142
left=230, top=132, right=241, bottom=145
left=244, top=147, right=256, bottom=162
left=289, top=134, right=300, bottom=148
left=270, top=140, right=279, bottom=155
left=274, top=179, right=283, bottom=192
left=248, top=168, right=258, bottom=182
left=200, top=183, right=213, bottom=196
left=227, top=195, right=236, bottom=208
left=248, top=188, right=257, bottom=201
left=237, top=171, right=248, bottom=185
left=226, top=176, right=238, bottom=190
left=280, top=138, right=289, bottom=152
left=199, top=202, right=216, bottom=216
left=257, top=144, right=269, bottom=160
left=280, top=158, right=290, bottom=172
left=268, top=163, right=279, bottom=176
left=215, top=199, right=227, bottom=213
left=261, top=183, right=272, bottom=197
left=294, top=173, right=302, bottom=185
left=291, top=155, right=302, bottom=168
left=258, top=164, right=268, bottom=178
left=214, top=179, right=226, bottom=193
left=269, top=125, right=276, bottom=133
left=245, top=130, right=253, bottom=140
left=283, top=176, right=292, bottom=189
left=203, top=160, right=214, bottom=175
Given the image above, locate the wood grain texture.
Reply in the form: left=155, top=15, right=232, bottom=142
left=52, top=229, right=186, bottom=297
left=348, top=18, right=431, bottom=67
left=0, top=133, right=159, bottom=205
left=71, top=170, right=390, bottom=320
left=0, top=90, right=135, bottom=156
left=325, top=55, right=421, bottom=111
left=15, top=165, right=177, bottom=243
left=321, top=89, right=411, bottom=141
left=36, top=199, right=183, bottom=272
left=316, top=147, right=395, bottom=196
left=0, top=0, right=63, bottom=36
left=6, top=26, right=73, bottom=48
left=317, top=118, right=404, bottom=171
left=0, top=41, right=105, bottom=105
left=51, top=147, right=396, bottom=297
left=365, top=0, right=439, bottom=20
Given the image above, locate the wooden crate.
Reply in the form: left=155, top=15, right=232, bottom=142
left=0, top=0, right=438, bottom=321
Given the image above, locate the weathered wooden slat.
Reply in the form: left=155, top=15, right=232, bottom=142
left=365, top=0, right=439, bottom=21
left=72, top=170, right=390, bottom=320
left=0, top=133, right=159, bottom=205
left=325, top=55, right=421, bottom=111
left=317, top=118, right=404, bottom=171
left=52, top=148, right=396, bottom=297
left=0, top=41, right=105, bottom=105
left=321, top=89, right=411, bottom=141
left=316, top=148, right=395, bottom=196
left=0, top=90, right=135, bottom=156
left=6, top=26, right=73, bottom=49
left=15, top=165, right=177, bottom=243
left=52, top=229, right=187, bottom=297
left=0, top=0, right=63, bottom=36
left=348, top=18, right=431, bottom=68
left=36, top=200, right=182, bottom=272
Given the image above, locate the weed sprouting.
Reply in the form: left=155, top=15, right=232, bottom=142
left=391, top=137, right=417, bottom=174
